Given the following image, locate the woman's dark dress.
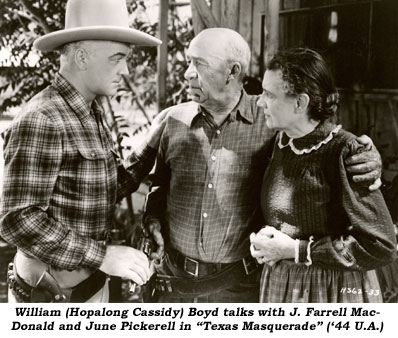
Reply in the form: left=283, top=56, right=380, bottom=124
left=260, top=121, right=396, bottom=302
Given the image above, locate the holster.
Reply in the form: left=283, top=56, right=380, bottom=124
left=31, top=269, right=67, bottom=302
left=7, top=257, right=107, bottom=302
left=7, top=261, right=66, bottom=303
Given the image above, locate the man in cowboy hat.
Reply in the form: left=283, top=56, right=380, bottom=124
left=0, top=0, right=164, bottom=302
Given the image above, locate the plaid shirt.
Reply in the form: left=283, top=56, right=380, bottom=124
left=144, top=91, right=276, bottom=263
left=0, top=73, right=156, bottom=271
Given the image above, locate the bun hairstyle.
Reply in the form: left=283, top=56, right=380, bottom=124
left=267, top=48, right=338, bottom=122
left=325, top=92, right=340, bottom=115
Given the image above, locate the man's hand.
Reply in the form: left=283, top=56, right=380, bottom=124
left=146, top=219, right=165, bottom=262
left=99, top=245, right=152, bottom=285
left=145, top=107, right=172, bottom=149
left=345, top=135, right=382, bottom=191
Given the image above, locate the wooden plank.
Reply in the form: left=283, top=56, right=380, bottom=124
left=265, top=0, right=279, bottom=63
left=388, top=100, right=398, bottom=148
left=221, top=0, right=239, bottom=30
left=157, top=0, right=168, bottom=112
left=191, top=0, right=219, bottom=29
left=211, top=0, right=222, bottom=23
left=282, top=0, right=300, bottom=10
left=191, top=0, right=206, bottom=34
left=250, top=0, right=266, bottom=76
left=238, top=0, right=253, bottom=70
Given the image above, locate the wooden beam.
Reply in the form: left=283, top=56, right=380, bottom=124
left=169, top=1, right=190, bottom=6
left=266, top=0, right=279, bottom=63
left=191, top=0, right=206, bottom=34
left=157, top=0, right=169, bottom=112
left=250, top=0, right=265, bottom=76
left=279, top=0, right=381, bottom=15
left=238, top=0, right=253, bottom=75
left=211, top=0, right=222, bottom=23
left=221, top=0, right=239, bottom=30
left=191, top=0, right=219, bottom=28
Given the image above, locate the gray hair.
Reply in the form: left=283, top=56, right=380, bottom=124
left=224, top=31, right=251, bottom=78
left=196, top=28, right=251, bottom=82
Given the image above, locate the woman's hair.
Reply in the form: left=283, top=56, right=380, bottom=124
left=267, top=48, right=339, bottom=122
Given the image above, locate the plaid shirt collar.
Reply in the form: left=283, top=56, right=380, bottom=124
left=53, top=73, right=102, bottom=123
left=189, top=90, right=254, bottom=127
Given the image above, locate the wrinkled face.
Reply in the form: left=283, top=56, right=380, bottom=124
left=184, top=36, right=230, bottom=108
left=257, top=69, right=298, bottom=131
left=84, top=41, right=130, bottom=97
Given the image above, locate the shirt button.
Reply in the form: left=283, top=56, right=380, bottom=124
left=208, top=183, right=213, bottom=189
left=211, top=155, right=216, bottom=161
left=91, top=152, right=96, bottom=158
left=216, top=130, right=221, bottom=135
left=203, top=212, right=208, bottom=218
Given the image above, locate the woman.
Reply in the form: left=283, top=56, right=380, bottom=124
left=250, top=48, right=397, bottom=302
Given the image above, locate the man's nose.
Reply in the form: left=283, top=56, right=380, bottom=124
left=119, top=59, right=129, bottom=76
left=184, top=64, right=197, bottom=81
left=257, top=96, right=267, bottom=109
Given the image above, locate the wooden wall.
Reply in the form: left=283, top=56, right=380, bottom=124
left=338, top=91, right=398, bottom=182
left=191, top=0, right=279, bottom=78
left=212, top=0, right=279, bottom=77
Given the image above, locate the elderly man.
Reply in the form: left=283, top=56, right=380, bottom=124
left=0, top=0, right=165, bottom=303
left=143, top=28, right=382, bottom=302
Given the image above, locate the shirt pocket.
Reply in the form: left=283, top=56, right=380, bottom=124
left=77, top=144, right=107, bottom=161
left=57, top=140, right=109, bottom=200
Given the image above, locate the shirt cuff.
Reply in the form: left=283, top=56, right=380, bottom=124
left=305, top=236, right=314, bottom=266
left=81, top=239, right=107, bottom=270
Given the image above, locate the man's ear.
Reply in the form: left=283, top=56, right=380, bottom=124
left=227, top=62, right=242, bottom=83
left=296, top=93, right=310, bottom=113
left=74, top=48, right=88, bottom=70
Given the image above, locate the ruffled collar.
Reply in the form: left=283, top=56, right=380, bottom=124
left=278, top=121, right=341, bottom=155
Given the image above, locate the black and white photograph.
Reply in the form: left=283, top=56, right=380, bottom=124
left=0, top=0, right=397, bottom=335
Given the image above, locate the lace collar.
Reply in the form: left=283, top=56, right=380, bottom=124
left=278, top=122, right=342, bottom=155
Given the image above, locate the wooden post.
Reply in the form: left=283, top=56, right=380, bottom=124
left=191, top=0, right=206, bottom=34
left=266, top=0, right=280, bottom=63
left=211, top=0, right=222, bottom=23
left=157, top=0, right=169, bottom=113
left=191, top=0, right=219, bottom=35
left=221, top=0, right=239, bottom=30
left=239, top=0, right=253, bottom=44
left=251, top=0, right=265, bottom=76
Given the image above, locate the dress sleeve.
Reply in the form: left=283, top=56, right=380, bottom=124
left=298, top=139, right=397, bottom=270
left=0, top=112, right=106, bottom=270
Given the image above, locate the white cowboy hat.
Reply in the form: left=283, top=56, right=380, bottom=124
left=33, top=0, right=161, bottom=51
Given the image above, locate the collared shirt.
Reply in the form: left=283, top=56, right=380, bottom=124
left=144, top=91, right=276, bottom=263
left=0, top=73, right=156, bottom=271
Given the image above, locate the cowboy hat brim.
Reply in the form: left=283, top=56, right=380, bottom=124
left=33, top=26, right=162, bottom=51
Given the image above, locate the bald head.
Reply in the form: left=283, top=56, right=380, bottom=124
left=192, top=28, right=251, bottom=80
